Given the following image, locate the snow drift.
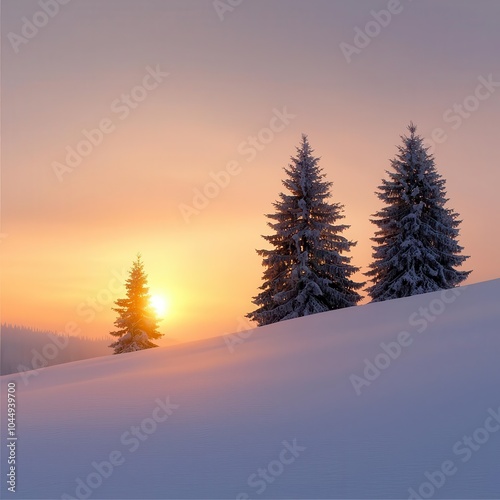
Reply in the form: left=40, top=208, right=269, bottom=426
left=1, top=279, right=499, bottom=499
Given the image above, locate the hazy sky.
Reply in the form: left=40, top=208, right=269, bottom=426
left=2, top=0, right=499, bottom=343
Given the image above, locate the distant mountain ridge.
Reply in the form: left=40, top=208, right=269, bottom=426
left=1, top=324, right=112, bottom=376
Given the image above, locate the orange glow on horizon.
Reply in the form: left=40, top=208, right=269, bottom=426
left=2, top=1, right=498, bottom=344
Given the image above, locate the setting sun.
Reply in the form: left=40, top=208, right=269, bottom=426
left=150, top=294, right=169, bottom=318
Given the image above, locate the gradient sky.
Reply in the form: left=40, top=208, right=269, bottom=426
left=1, top=0, right=499, bottom=343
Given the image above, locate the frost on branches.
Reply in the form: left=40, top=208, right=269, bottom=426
left=110, top=255, right=162, bottom=354
left=248, top=134, right=363, bottom=326
left=366, top=123, right=471, bottom=302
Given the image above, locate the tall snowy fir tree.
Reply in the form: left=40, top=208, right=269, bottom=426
left=248, top=134, right=363, bottom=327
left=366, top=123, right=471, bottom=302
left=110, top=255, right=162, bottom=354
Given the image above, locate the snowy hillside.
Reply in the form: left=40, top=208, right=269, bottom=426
left=2, top=280, right=499, bottom=499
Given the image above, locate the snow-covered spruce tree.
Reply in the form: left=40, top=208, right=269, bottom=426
left=366, top=123, right=471, bottom=302
left=110, top=255, right=162, bottom=354
left=247, top=134, right=363, bottom=326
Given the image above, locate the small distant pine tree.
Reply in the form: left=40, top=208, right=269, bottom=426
left=248, top=134, right=363, bottom=326
left=366, top=123, right=471, bottom=302
left=110, top=255, right=162, bottom=354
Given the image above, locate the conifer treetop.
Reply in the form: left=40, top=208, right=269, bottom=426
left=366, top=123, right=471, bottom=302
left=109, top=254, right=162, bottom=354
left=248, top=134, right=363, bottom=326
